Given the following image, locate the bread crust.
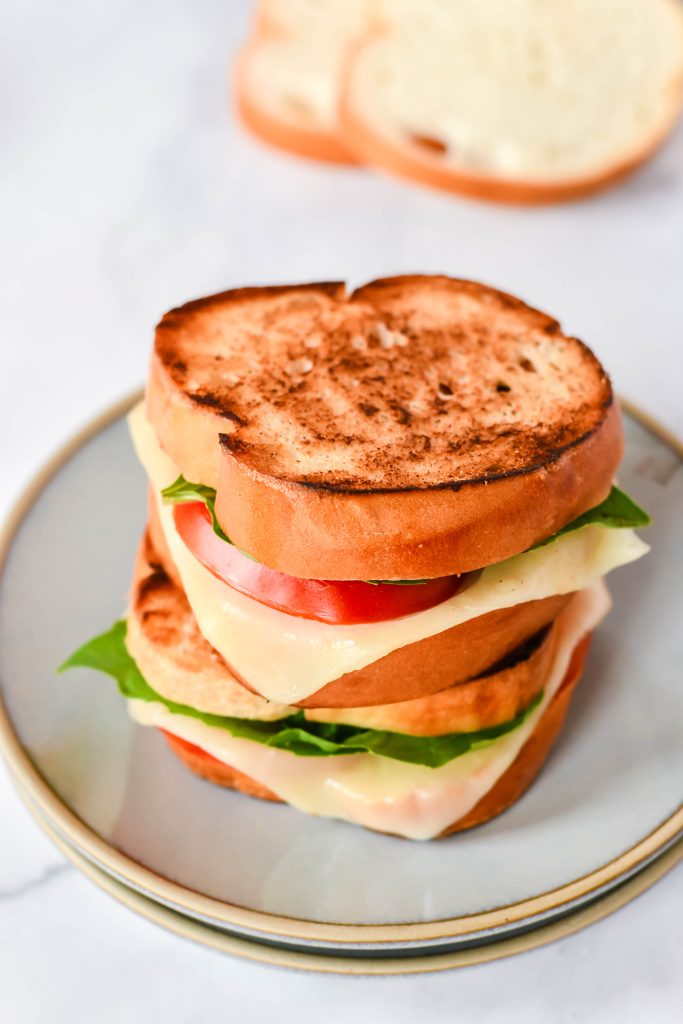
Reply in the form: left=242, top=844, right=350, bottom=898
left=440, top=634, right=589, bottom=835
left=338, top=31, right=683, bottom=205
left=295, top=593, right=570, bottom=709
left=306, top=622, right=557, bottom=735
left=147, top=276, right=623, bottom=580
left=143, top=504, right=572, bottom=707
left=234, top=39, right=357, bottom=164
left=162, top=634, right=590, bottom=836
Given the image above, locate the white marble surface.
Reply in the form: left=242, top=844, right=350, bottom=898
left=1, top=0, right=682, bottom=1019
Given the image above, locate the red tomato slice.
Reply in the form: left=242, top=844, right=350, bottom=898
left=173, top=502, right=463, bottom=624
left=160, top=728, right=223, bottom=765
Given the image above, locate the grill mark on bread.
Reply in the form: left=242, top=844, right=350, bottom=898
left=217, top=410, right=610, bottom=494
left=187, top=392, right=247, bottom=426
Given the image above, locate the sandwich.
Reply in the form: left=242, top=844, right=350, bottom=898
left=62, top=276, right=650, bottom=840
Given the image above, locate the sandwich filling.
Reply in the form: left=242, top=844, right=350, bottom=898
left=61, top=583, right=609, bottom=839
left=129, top=584, right=610, bottom=839
left=128, top=402, right=648, bottom=705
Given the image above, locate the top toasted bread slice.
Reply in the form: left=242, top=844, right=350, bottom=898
left=147, top=276, right=623, bottom=579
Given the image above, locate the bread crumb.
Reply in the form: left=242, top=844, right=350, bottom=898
left=286, top=357, right=314, bottom=375
left=376, top=322, right=409, bottom=349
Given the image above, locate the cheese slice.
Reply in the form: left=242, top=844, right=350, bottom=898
left=129, top=403, right=647, bottom=704
left=128, top=582, right=610, bottom=839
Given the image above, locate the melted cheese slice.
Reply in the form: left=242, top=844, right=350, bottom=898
left=128, top=582, right=610, bottom=839
left=129, top=403, right=647, bottom=704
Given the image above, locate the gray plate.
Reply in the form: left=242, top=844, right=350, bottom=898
left=0, top=395, right=681, bottom=954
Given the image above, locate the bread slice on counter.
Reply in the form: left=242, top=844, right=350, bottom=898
left=339, top=0, right=683, bottom=202
left=235, top=0, right=367, bottom=163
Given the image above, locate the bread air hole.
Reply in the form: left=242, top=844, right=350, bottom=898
left=283, top=93, right=314, bottom=122
left=496, top=381, right=511, bottom=394
left=409, top=132, right=448, bottom=156
left=518, top=357, right=536, bottom=373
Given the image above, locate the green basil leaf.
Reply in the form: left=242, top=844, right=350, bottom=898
left=365, top=578, right=432, bottom=586
left=59, top=621, right=159, bottom=702
left=60, top=622, right=540, bottom=769
left=161, top=477, right=230, bottom=542
left=532, top=485, right=651, bottom=550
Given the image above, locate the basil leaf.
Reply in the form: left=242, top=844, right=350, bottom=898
left=532, top=485, right=651, bottom=550
left=60, top=622, right=540, bottom=769
left=366, top=578, right=432, bottom=587
left=161, top=477, right=230, bottom=542
left=59, top=620, right=159, bottom=702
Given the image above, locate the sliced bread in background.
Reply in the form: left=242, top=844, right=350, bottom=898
left=339, top=0, right=683, bottom=202
left=235, top=0, right=368, bottom=163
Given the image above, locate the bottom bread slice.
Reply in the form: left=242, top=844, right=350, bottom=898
left=160, top=632, right=588, bottom=839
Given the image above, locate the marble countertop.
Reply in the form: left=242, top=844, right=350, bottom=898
left=1, top=1, right=682, bottom=1019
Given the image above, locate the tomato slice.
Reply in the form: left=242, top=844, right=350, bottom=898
left=160, top=728, right=224, bottom=765
left=173, top=502, right=463, bottom=624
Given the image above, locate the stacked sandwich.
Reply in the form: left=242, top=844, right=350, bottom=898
left=236, top=0, right=683, bottom=202
left=63, top=276, right=650, bottom=840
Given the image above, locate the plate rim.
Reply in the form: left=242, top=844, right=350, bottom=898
left=17, top=780, right=683, bottom=974
left=0, top=389, right=681, bottom=947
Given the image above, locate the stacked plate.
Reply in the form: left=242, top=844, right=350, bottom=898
left=0, top=396, right=681, bottom=974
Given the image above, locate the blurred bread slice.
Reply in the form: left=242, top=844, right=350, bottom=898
left=235, top=0, right=368, bottom=163
left=339, top=0, right=683, bottom=202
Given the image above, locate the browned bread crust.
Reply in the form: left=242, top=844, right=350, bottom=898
left=299, top=593, right=570, bottom=709
left=163, top=634, right=590, bottom=836
left=306, top=622, right=557, bottom=735
left=440, top=633, right=588, bottom=835
left=147, top=276, right=623, bottom=579
left=142, top=507, right=572, bottom=708
left=234, top=38, right=358, bottom=164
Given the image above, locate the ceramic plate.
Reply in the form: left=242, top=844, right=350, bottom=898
left=15, top=781, right=683, bottom=974
left=0, top=394, right=681, bottom=955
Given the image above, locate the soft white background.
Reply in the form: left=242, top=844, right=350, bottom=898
left=1, top=0, right=682, bottom=1020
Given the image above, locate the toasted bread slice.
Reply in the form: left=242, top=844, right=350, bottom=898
left=147, top=276, right=623, bottom=580
left=234, top=0, right=367, bottom=163
left=143, top=506, right=572, bottom=708
left=339, top=0, right=683, bottom=203
left=306, top=622, right=557, bottom=735
left=162, top=632, right=590, bottom=837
